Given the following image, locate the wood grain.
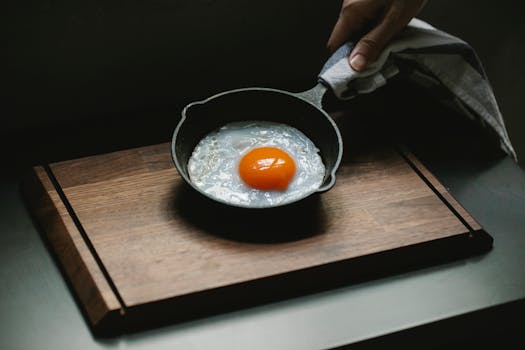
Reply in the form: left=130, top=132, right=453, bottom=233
left=23, top=142, right=492, bottom=333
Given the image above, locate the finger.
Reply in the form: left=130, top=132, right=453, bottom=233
left=327, top=4, right=367, bottom=52
left=349, top=5, right=409, bottom=71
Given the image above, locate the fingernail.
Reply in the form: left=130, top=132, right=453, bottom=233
left=350, top=54, right=367, bottom=71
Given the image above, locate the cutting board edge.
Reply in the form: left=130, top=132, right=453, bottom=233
left=115, top=225, right=492, bottom=334
left=21, top=165, right=124, bottom=330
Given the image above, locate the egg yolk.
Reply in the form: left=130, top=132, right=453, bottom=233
left=238, top=147, right=296, bottom=191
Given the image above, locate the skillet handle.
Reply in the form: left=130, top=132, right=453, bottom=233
left=318, top=42, right=356, bottom=99
left=294, top=42, right=368, bottom=106
left=318, top=42, right=400, bottom=100
left=294, top=83, right=327, bottom=109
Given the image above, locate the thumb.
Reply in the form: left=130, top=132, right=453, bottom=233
left=349, top=6, right=405, bottom=71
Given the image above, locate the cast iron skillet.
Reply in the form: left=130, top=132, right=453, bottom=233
left=171, top=45, right=355, bottom=209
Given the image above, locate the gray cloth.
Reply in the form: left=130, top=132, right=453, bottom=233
left=318, top=19, right=516, bottom=161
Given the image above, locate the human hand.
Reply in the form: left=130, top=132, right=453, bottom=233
left=327, top=0, right=427, bottom=71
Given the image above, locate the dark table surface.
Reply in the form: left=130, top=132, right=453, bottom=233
left=1, top=94, right=525, bottom=349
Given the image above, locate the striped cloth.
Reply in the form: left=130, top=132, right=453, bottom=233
left=319, top=18, right=516, bottom=161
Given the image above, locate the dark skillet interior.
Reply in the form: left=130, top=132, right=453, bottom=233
left=172, top=88, right=341, bottom=197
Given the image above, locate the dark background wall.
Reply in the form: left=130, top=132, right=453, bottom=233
left=5, top=0, right=339, bottom=130
left=4, top=0, right=524, bottom=166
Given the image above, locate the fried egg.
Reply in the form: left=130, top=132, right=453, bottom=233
left=187, top=121, right=325, bottom=207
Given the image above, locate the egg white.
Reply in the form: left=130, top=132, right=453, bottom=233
left=187, top=121, right=325, bottom=207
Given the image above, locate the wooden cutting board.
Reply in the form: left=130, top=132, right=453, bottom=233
left=22, top=138, right=492, bottom=335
